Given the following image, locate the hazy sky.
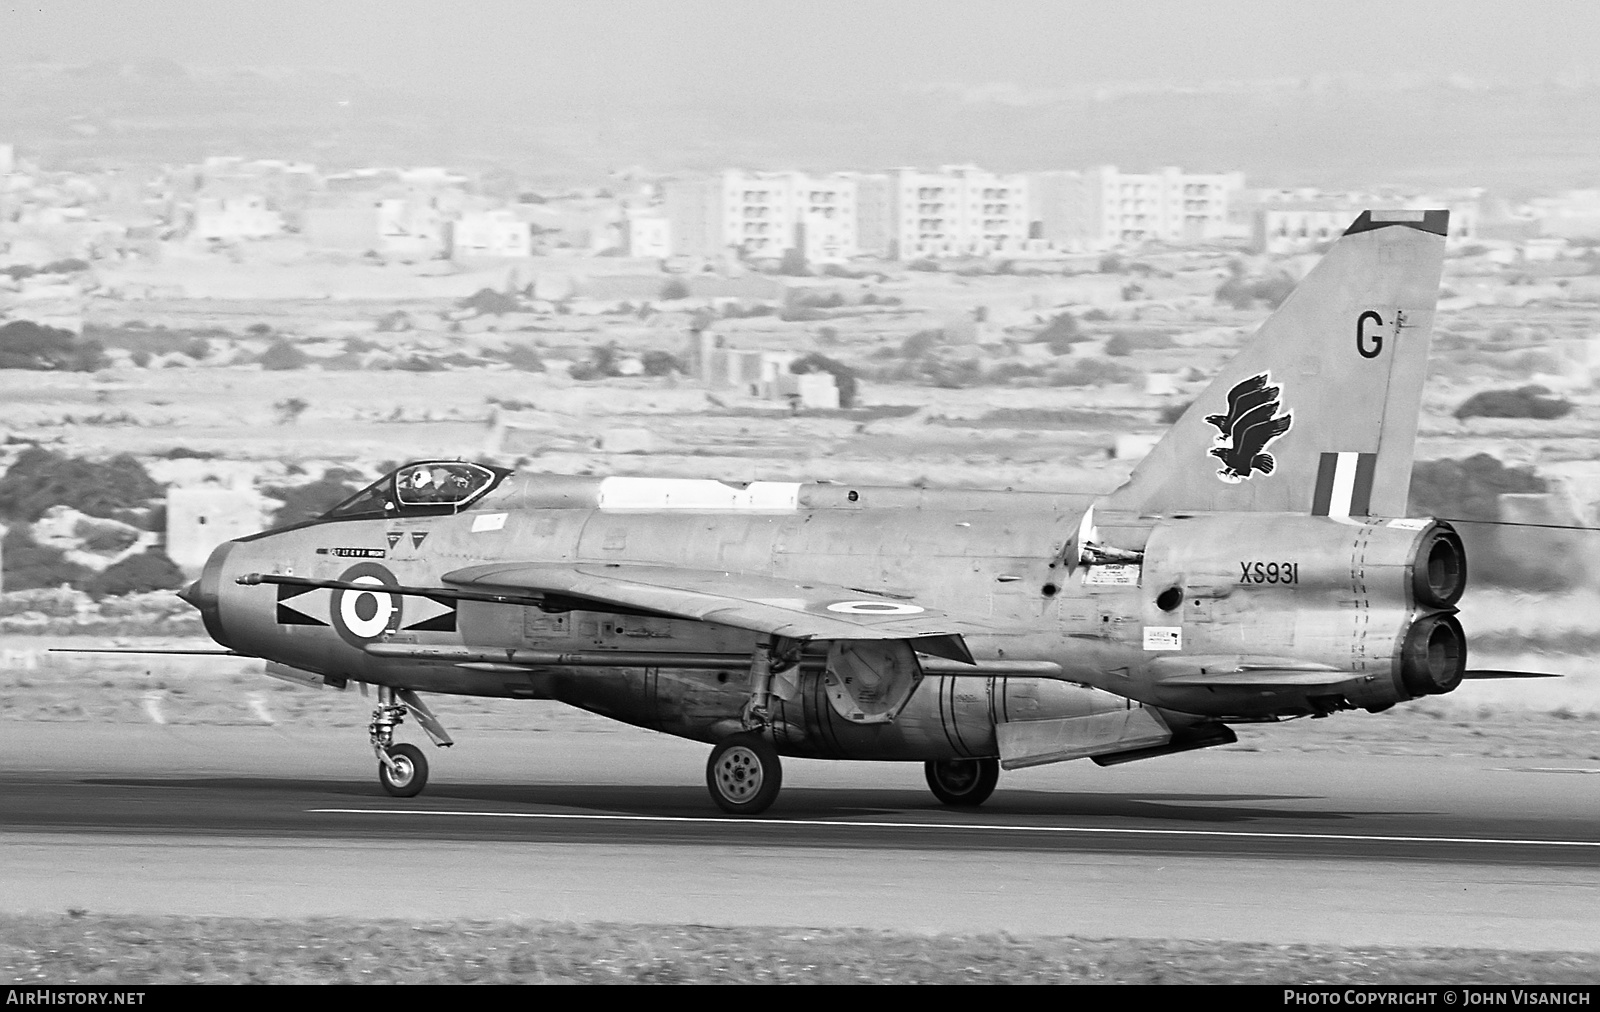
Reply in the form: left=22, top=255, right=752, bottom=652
left=4, top=0, right=1600, bottom=106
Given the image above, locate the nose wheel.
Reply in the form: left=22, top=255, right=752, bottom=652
left=368, top=685, right=451, bottom=798
left=378, top=743, right=428, bottom=798
left=706, top=734, right=783, bottom=815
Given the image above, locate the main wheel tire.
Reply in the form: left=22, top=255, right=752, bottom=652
left=379, top=743, right=428, bottom=798
left=706, top=734, right=782, bottom=816
left=924, top=757, right=999, bottom=807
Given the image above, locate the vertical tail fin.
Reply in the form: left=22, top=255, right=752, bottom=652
left=1105, top=210, right=1447, bottom=517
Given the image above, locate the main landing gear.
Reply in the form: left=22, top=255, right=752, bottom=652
left=706, top=733, right=783, bottom=815
left=703, top=638, right=802, bottom=816
left=368, top=685, right=453, bottom=798
left=924, top=758, right=1000, bottom=807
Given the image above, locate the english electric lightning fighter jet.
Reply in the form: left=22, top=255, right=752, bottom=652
left=174, top=209, right=1490, bottom=815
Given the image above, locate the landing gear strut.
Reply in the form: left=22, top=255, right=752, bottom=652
left=368, top=686, right=452, bottom=798
left=924, top=757, right=1000, bottom=807
left=706, top=733, right=783, bottom=815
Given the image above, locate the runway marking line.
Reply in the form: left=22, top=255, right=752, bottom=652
left=308, top=809, right=1600, bottom=849
left=1495, top=767, right=1600, bottom=775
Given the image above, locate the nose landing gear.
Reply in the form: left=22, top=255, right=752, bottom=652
left=368, top=686, right=452, bottom=798
left=378, top=742, right=428, bottom=797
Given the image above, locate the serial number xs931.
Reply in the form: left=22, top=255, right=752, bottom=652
left=1239, top=561, right=1299, bottom=584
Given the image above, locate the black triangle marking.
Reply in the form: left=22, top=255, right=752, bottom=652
left=386, top=531, right=402, bottom=549
left=411, top=531, right=429, bottom=549
left=407, top=612, right=457, bottom=633
left=401, top=595, right=457, bottom=633
left=275, top=584, right=328, bottom=625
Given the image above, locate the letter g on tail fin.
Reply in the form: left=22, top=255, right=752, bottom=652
left=1104, top=210, right=1447, bottom=516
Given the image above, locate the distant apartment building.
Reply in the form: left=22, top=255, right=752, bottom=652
left=663, top=170, right=859, bottom=263
left=850, top=172, right=895, bottom=257
left=1249, top=200, right=1351, bottom=253
left=192, top=195, right=284, bottom=241
left=524, top=195, right=617, bottom=253
left=1249, top=188, right=1481, bottom=253
left=876, top=165, right=1029, bottom=258
left=624, top=212, right=671, bottom=258
left=448, top=209, right=532, bottom=258
left=379, top=197, right=447, bottom=259
left=186, top=157, right=316, bottom=232
left=302, top=193, right=450, bottom=258
left=1028, top=166, right=1244, bottom=250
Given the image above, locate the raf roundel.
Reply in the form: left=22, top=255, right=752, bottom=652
left=330, top=562, right=403, bottom=647
left=825, top=600, right=926, bottom=615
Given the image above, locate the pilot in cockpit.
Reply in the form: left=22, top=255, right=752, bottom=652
left=399, top=463, right=475, bottom=505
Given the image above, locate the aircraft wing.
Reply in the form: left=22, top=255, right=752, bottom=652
left=442, top=561, right=985, bottom=661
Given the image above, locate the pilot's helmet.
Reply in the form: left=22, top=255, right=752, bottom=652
left=411, top=467, right=434, bottom=489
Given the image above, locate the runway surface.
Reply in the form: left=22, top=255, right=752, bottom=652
left=2, top=720, right=1597, bottom=950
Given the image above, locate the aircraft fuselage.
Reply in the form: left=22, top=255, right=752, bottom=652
left=194, top=472, right=1465, bottom=765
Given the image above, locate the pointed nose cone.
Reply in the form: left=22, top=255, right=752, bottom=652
left=177, top=579, right=205, bottom=609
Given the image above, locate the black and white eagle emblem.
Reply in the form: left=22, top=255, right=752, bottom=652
left=1204, top=372, right=1292, bottom=483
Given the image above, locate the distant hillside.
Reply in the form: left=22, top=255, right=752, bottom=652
left=2, top=61, right=1598, bottom=193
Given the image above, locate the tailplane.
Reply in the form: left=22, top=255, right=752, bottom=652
left=1105, top=210, right=1448, bottom=517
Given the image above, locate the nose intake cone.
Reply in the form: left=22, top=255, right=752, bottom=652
left=177, top=579, right=205, bottom=609
left=190, top=542, right=235, bottom=650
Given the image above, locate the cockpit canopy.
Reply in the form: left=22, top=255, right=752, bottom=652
left=323, top=461, right=506, bottom=520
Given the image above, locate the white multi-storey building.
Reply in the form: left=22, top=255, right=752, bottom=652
left=663, top=170, right=858, bottom=263
left=449, top=209, right=533, bottom=258
left=1249, top=188, right=1481, bottom=253
left=1028, top=166, right=1244, bottom=250
left=378, top=197, right=448, bottom=259
left=878, top=165, right=1029, bottom=258
left=192, top=195, right=284, bottom=241
left=624, top=212, right=671, bottom=258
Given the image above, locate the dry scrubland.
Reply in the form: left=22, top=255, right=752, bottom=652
left=5, top=917, right=1599, bottom=984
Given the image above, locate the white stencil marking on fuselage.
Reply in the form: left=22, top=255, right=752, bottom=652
left=598, top=477, right=800, bottom=511
left=1143, top=626, right=1183, bottom=651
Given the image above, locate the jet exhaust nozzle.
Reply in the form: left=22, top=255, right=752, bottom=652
left=1400, top=613, right=1466, bottom=697
left=1413, top=523, right=1466, bottom=610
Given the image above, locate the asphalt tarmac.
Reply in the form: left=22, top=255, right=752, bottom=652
left=2, top=720, right=1597, bottom=950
